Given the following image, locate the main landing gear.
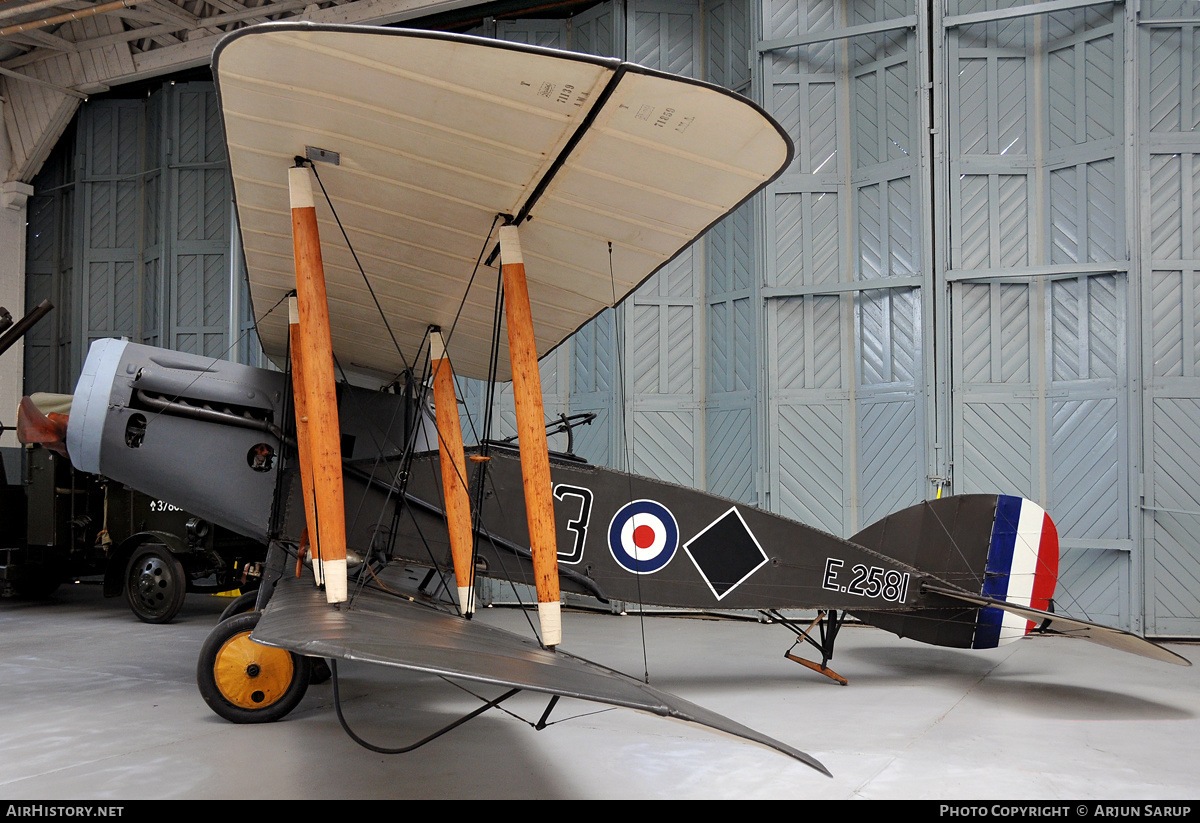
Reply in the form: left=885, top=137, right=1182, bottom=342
left=764, top=609, right=849, bottom=686
left=196, top=610, right=312, bottom=723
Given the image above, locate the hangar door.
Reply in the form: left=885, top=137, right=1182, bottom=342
left=24, top=81, right=258, bottom=397
left=759, top=0, right=931, bottom=540
left=935, top=0, right=1200, bottom=635
left=1139, top=0, right=1200, bottom=636
left=940, top=0, right=1135, bottom=629
left=760, top=0, right=1200, bottom=634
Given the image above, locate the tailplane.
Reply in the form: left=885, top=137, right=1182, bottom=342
left=922, top=583, right=1190, bottom=666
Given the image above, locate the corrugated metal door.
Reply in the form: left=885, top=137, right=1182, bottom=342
left=760, top=0, right=929, bottom=536
left=940, top=0, right=1133, bottom=626
left=706, top=0, right=760, bottom=504
left=23, top=141, right=75, bottom=395
left=1139, top=2, right=1200, bottom=635
left=166, top=84, right=229, bottom=358
left=34, top=82, right=242, bottom=393
left=75, top=99, right=143, bottom=379
left=623, top=0, right=705, bottom=487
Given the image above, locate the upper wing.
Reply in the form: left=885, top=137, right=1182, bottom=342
left=214, top=23, right=792, bottom=381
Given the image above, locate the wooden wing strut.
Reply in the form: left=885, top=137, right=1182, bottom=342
left=288, top=296, right=322, bottom=585
left=499, top=225, right=561, bottom=647
left=430, top=330, right=475, bottom=614
left=288, top=165, right=347, bottom=604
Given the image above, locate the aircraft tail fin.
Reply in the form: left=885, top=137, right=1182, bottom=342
left=847, top=494, right=1060, bottom=651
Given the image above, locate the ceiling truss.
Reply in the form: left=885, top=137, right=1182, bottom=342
left=0, top=0, right=476, bottom=181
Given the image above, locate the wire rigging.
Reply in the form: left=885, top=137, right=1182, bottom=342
left=605, top=241, right=651, bottom=683
left=305, top=159, right=410, bottom=376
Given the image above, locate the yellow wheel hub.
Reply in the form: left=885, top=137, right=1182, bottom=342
left=212, top=630, right=295, bottom=710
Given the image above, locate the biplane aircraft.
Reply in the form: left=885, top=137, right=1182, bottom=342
left=25, top=23, right=1188, bottom=778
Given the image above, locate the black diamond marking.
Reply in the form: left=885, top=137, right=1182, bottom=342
left=683, top=507, right=768, bottom=600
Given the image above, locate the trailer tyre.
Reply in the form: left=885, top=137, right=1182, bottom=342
left=12, top=568, right=61, bottom=599
left=197, top=611, right=310, bottom=724
left=125, top=544, right=187, bottom=624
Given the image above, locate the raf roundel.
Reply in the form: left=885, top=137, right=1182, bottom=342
left=608, top=499, right=679, bottom=575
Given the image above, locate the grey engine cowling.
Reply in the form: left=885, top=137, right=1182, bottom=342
left=67, top=339, right=287, bottom=542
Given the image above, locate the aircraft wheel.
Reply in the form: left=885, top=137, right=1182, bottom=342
left=217, top=589, right=260, bottom=622
left=125, top=544, right=187, bottom=624
left=197, top=611, right=310, bottom=724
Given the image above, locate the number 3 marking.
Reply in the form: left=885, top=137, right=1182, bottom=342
left=553, top=484, right=592, bottom=564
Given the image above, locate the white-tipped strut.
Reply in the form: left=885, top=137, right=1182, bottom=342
left=323, top=558, right=347, bottom=604
left=430, top=330, right=446, bottom=362
left=499, top=225, right=522, bottom=265
left=458, top=584, right=475, bottom=615
left=539, top=601, right=562, bottom=647
left=288, top=166, right=314, bottom=210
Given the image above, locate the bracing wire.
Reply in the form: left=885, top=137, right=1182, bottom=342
left=606, top=241, right=651, bottom=683
left=306, top=160, right=410, bottom=376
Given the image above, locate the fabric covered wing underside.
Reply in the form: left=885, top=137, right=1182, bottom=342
left=214, top=24, right=792, bottom=382
left=252, top=573, right=829, bottom=775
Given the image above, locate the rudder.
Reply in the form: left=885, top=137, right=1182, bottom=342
left=848, top=494, right=1059, bottom=650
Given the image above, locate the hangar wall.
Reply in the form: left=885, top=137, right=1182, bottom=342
left=23, top=81, right=258, bottom=399
left=459, top=0, right=1200, bottom=637
left=22, top=0, right=1200, bottom=636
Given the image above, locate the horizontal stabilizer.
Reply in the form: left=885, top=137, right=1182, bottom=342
left=253, top=573, right=829, bottom=775
left=923, top=584, right=1191, bottom=667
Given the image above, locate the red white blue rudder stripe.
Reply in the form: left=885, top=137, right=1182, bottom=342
left=972, top=495, right=1060, bottom=649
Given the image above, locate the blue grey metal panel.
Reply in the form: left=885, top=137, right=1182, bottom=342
left=617, top=0, right=704, bottom=486
left=705, top=0, right=757, bottom=504
left=42, top=81, right=247, bottom=396
left=707, top=0, right=753, bottom=93
left=707, top=198, right=758, bottom=503
left=943, top=2, right=1133, bottom=627
left=23, top=140, right=75, bottom=395
left=168, top=84, right=229, bottom=359
left=1140, top=14, right=1200, bottom=635
left=571, top=1, right=623, bottom=58
left=495, top=18, right=567, bottom=48
left=141, top=88, right=164, bottom=352
left=76, top=100, right=143, bottom=382
left=762, top=0, right=926, bottom=536
left=23, top=193, right=58, bottom=395
left=571, top=308, right=620, bottom=467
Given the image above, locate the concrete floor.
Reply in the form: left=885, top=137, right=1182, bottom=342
left=0, top=578, right=1196, bottom=800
